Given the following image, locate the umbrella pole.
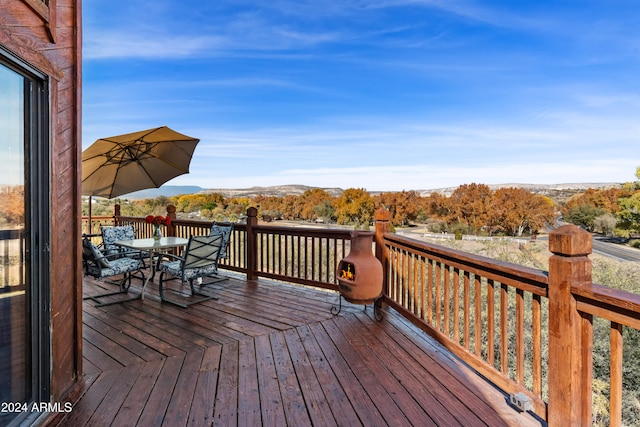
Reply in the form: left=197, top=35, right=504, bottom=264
left=88, top=195, right=92, bottom=235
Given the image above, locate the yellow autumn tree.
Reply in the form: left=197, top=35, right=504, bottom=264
left=333, top=188, right=375, bottom=226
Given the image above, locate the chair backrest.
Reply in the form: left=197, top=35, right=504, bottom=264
left=82, top=238, right=110, bottom=269
left=101, top=225, right=136, bottom=255
left=209, top=222, right=233, bottom=259
left=183, top=234, right=224, bottom=271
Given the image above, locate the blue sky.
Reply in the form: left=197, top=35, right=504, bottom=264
left=82, top=1, right=640, bottom=192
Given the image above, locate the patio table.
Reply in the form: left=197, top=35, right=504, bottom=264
left=113, top=237, right=188, bottom=302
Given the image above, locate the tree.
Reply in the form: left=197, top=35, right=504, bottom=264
left=254, top=195, right=285, bottom=219
left=424, top=192, right=450, bottom=219
left=617, top=192, right=640, bottom=235
left=0, top=185, right=24, bottom=227
left=299, top=189, right=334, bottom=221
left=313, top=200, right=336, bottom=223
left=490, top=187, right=554, bottom=236
left=564, top=204, right=606, bottom=231
left=564, top=188, right=623, bottom=215
left=447, top=183, right=493, bottom=233
left=280, top=195, right=303, bottom=220
left=333, top=188, right=375, bottom=226
left=593, top=214, right=618, bottom=236
left=376, top=190, right=421, bottom=226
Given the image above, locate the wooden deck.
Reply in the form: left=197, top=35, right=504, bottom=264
left=57, top=270, right=544, bottom=426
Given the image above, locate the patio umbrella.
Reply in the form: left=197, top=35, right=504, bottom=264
left=82, top=125, right=200, bottom=232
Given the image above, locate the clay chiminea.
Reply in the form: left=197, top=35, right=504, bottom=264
left=336, top=230, right=383, bottom=304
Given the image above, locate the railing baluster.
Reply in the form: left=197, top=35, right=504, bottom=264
left=500, top=283, right=509, bottom=374
left=435, top=261, right=442, bottom=330
left=474, top=274, right=482, bottom=357
left=516, top=288, right=525, bottom=384
left=610, top=321, right=623, bottom=427
left=419, top=256, right=426, bottom=321
left=487, top=278, right=495, bottom=365
left=411, top=252, right=417, bottom=315
left=444, top=264, right=451, bottom=336
left=532, top=293, right=541, bottom=396
left=463, top=271, right=471, bottom=349
left=581, top=313, right=593, bottom=426
left=427, top=259, right=433, bottom=324
left=453, top=267, right=461, bottom=343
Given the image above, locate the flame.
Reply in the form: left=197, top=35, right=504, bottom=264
left=340, top=264, right=355, bottom=281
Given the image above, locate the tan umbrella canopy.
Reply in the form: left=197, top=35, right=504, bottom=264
left=82, top=126, right=199, bottom=233
left=82, top=125, right=199, bottom=199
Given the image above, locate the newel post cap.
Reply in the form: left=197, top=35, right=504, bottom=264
left=247, top=207, right=258, bottom=217
left=549, top=224, right=592, bottom=256
left=375, top=207, right=391, bottom=222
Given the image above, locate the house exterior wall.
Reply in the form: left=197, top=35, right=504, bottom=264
left=0, top=0, right=83, bottom=403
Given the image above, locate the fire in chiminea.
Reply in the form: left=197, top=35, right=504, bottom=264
left=340, top=262, right=355, bottom=281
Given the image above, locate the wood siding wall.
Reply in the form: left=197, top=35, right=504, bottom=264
left=0, top=0, right=82, bottom=402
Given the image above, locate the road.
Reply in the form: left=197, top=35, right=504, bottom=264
left=404, top=227, right=640, bottom=263
left=592, top=237, right=640, bottom=262
left=548, top=219, right=640, bottom=262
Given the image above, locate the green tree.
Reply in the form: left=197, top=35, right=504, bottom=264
left=313, top=199, right=336, bottom=223
left=564, top=204, right=605, bottom=231
left=617, top=192, right=640, bottom=235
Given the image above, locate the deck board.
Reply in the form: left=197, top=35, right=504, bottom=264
left=55, top=271, right=545, bottom=426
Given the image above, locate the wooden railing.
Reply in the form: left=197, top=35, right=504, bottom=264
left=374, top=208, right=640, bottom=426
left=83, top=205, right=640, bottom=425
left=571, top=283, right=640, bottom=426
left=377, top=218, right=550, bottom=419
left=250, top=224, right=349, bottom=291
left=105, top=206, right=351, bottom=287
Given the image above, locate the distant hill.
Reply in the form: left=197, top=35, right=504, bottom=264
left=119, top=182, right=623, bottom=205
left=122, top=185, right=205, bottom=199
left=417, top=183, right=623, bottom=203
left=201, top=185, right=344, bottom=199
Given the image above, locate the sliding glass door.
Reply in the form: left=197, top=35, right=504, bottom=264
left=0, top=50, right=50, bottom=426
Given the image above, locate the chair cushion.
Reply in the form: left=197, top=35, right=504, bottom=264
left=160, top=260, right=220, bottom=282
left=101, top=225, right=136, bottom=256
left=83, top=239, right=110, bottom=268
left=209, top=223, right=232, bottom=259
left=87, top=257, right=143, bottom=278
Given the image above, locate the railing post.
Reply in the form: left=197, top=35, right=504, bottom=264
left=114, top=204, right=121, bottom=225
left=246, top=206, right=258, bottom=281
left=375, top=207, right=391, bottom=295
left=166, top=205, right=177, bottom=237
left=548, top=224, right=592, bottom=426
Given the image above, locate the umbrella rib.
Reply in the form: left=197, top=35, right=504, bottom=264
left=82, top=126, right=198, bottom=199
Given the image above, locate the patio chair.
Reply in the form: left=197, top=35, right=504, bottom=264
left=210, top=222, right=233, bottom=260
left=157, top=233, right=224, bottom=308
left=100, top=224, right=149, bottom=266
left=82, top=237, right=146, bottom=307
left=205, top=222, right=233, bottom=284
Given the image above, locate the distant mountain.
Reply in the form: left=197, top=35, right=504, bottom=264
left=122, top=185, right=205, bottom=199
left=417, top=182, right=622, bottom=201
left=117, top=182, right=623, bottom=204
left=201, top=185, right=344, bottom=199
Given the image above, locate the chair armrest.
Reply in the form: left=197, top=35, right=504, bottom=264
left=157, top=252, right=183, bottom=263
